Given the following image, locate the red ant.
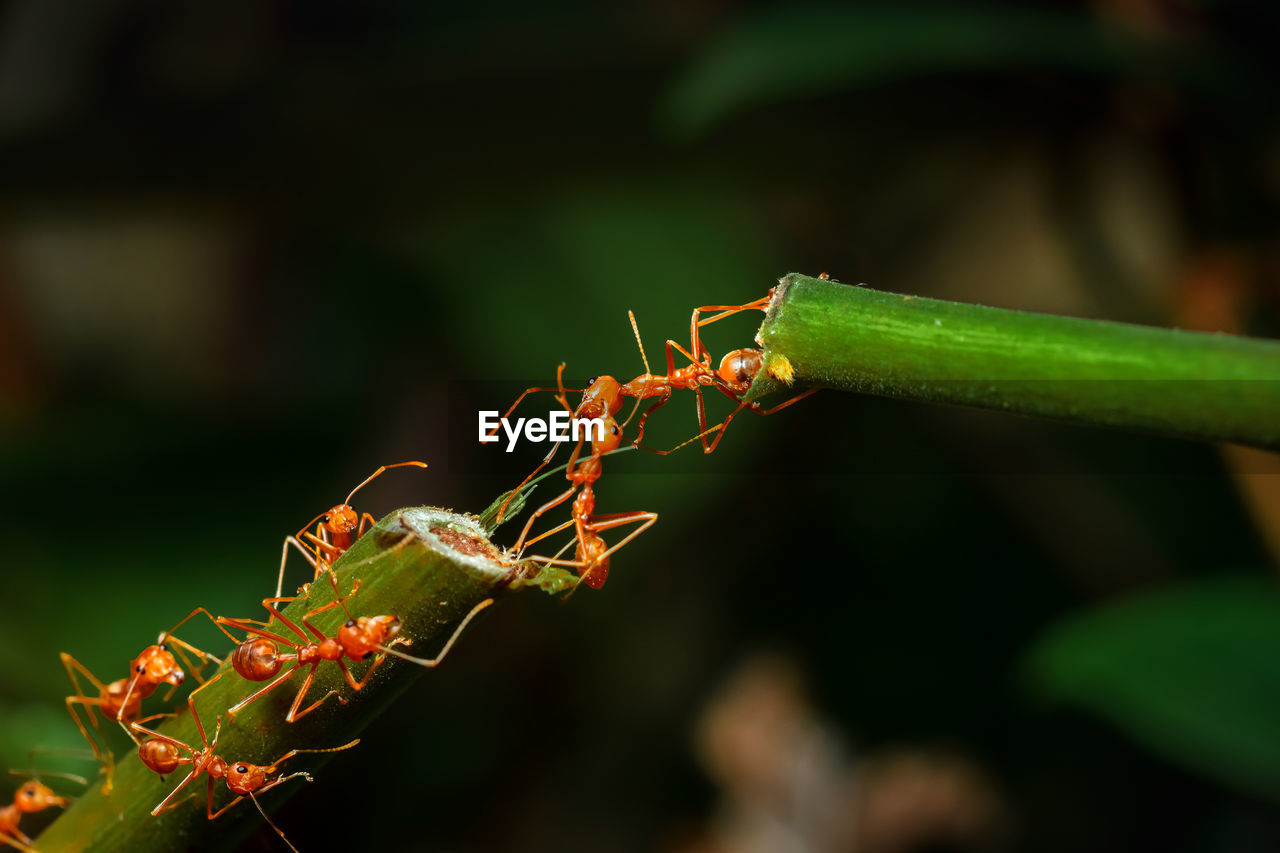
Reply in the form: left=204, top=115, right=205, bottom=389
left=490, top=307, right=800, bottom=525
left=0, top=780, right=68, bottom=852
left=60, top=610, right=222, bottom=793
left=0, top=750, right=85, bottom=853
left=133, top=704, right=358, bottom=852
left=509, top=413, right=656, bottom=589
left=275, top=461, right=428, bottom=598
left=192, top=571, right=493, bottom=723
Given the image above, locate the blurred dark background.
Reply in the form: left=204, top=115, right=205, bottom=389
left=4, top=1, right=1280, bottom=851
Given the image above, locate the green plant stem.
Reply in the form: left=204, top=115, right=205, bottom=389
left=744, top=273, right=1280, bottom=449
left=36, top=508, right=573, bottom=853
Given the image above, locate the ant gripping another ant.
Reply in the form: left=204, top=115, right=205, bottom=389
left=275, top=461, right=428, bottom=599
left=490, top=284, right=821, bottom=526
left=60, top=610, right=222, bottom=794
left=191, top=567, right=493, bottom=724
left=508, top=414, right=657, bottom=590
left=133, top=700, right=358, bottom=853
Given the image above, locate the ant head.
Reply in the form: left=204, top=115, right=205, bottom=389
left=326, top=505, right=359, bottom=534
left=593, top=417, right=623, bottom=455
left=15, top=780, right=68, bottom=813
left=135, top=646, right=183, bottom=686
left=717, top=349, right=763, bottom=392
left=232, top=637, right=283, bottom=681
left=225, top=761, right=269, bottom=796
left=577, top=376, right=623, bottom=420
left=138, top=739, right=184, bottom=777
left=338, top=615, right=399, bottom=660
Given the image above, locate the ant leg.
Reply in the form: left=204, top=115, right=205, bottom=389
left=150, top=767, right=202, bottom=816
left=59, top=655, right=106, bottom=732
left=205, top=775, right=221, bottom=820
left=127, top=722, right=192, bottom=755
left=301, top=529, right=344, bottom=568
left=553, top=362, right=576, bottom=414
left=356, top=512, right=378, bottom=538
left=225, top=664, right=301, bottom=718
left=300, top=597, right=354, bottom=642
left=376, top=599, right=493, bottom=667
left=256, top=598, right=314, bottom=646
left=275, top=535, right=318, bottom=600
left=494, top=438, right=566, bottom=525
left=488, top=379, right=580, bottom=442
left=691, top=297, right=771, bottom=361
left=703, top=398, right=751, bottom=454
left=62, top=696, right=113, bottom=786
left=628, top=390, right=672, bottom=445
left=0, top=829, right=37, bottom=851
left=510, top=484, right=577, bottom=554
left=284, top=664, right=344, bottom=723
left=751, top=387, right=819, bottom=416
left=701, top=384, right=819, bottom=450
left=516, top=516, right=576, bottom=551
left=334, top=655, right=384, bottom=692
left=632, top=421, right=722, bottom=455
left=184, top=669, right=226, bottom=737
left=581, top=511, right=658, bottom=587
left=215, top=617, right=296, bottom=649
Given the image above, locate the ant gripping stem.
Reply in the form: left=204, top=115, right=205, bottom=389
left=60, top=608, right=223, bottom=794
left=133, top=702, right=359, bottom=853
left=276, top=460, right=428, bottom=598
left=512, top=415, right=657, bottom=589
left=191, top=568, right=493, bottom=724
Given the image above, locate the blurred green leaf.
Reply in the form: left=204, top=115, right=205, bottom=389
left=661, top=5, right=1166, bottom=138
left=1026, top=575, right=1280, bottom=800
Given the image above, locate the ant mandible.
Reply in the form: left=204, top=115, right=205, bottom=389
left=509, top=414, right=656, bottom=589
left=133, top=704, right=358, bottom=853
left=192, top=570, right=493, bottom=723
left=275, top=460, right=428, bottom=598
left=60, top=609, right=222, bottom=793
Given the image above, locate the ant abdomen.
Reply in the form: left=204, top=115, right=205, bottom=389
left=139, top=739, right=184, bottom=776
left=717, top=349, right=763, bottom=391
left=233, top=637, right=284, bottom=681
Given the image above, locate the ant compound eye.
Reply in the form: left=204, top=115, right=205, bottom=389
left=236, top=765, right=247, bottom=774
left=136, top=664, right=145, bottom=672
left=611, top=425, right=619, bottom=435
left=345, top=620, right=356, bottom=628
left=586, top=376, right=597, bottom=385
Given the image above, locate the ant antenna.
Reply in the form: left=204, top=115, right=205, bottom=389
left=374, top=599, right=493, bottom=666
left=267, top=741, right=361, bottom=773
left=7, top=769, right=88, bottom=787
left=628, top=311, right=652, bottom=376
left=343, top=461, right=427, bottom=506
left=252, top=793, right=302, bottom=853
left=12, top=747, right=93, bottom=787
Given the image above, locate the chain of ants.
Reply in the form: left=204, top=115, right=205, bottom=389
left=15, top=285, right=820, bottom=853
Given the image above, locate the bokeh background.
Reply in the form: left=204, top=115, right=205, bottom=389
left=3, top=1, right=1280, bottom=851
